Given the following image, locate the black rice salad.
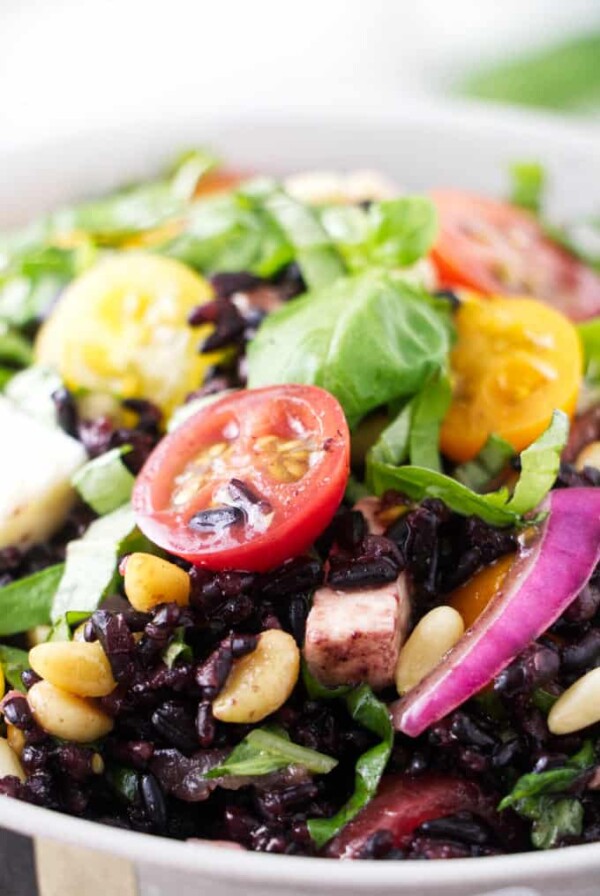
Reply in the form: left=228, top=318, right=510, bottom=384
left=2, top=152, right=600, bottom=859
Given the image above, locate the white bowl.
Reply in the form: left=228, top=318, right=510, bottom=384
left=1, top=101, right=600, bottom=896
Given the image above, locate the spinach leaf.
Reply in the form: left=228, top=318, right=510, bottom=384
left=162, top=627, right=193, bottom=669
left=408, top=374, right=451, bottom=472
left=454, top=434, right=514, bottom=491
left=370, top=411, right=568, bottom=527
left=50, top=504, right=151, bottom=622
left=72, top=446, right=135, bottom=515
left=0, top=645, right=30, bottom=692
left=206, top=726, right=337, bottom=778
left=307, top=683, right=394, bottom=848
left=509, top=161, right=546, bottom=214
left=248, top=271, right=451, bottom=427
left=0, top=564, right=64, bottom=636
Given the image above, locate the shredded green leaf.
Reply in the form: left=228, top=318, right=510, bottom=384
left=72, top=446, right=135, bottom=515
left=0, top=645, right=31, bottom=692
left=454, top=434, right=514, bottom=492
left=509, top=161, right=546, bottom=214
left=0, top=563, right=64, bottom=637
left=206, top=725, right=337, bottom=778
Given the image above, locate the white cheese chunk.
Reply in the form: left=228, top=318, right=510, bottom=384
left=0, top=396, right=87, bottom=549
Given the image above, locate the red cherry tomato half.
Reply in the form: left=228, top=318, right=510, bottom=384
left=431, top=189, right=600, bottom=322
left=132, top=385, right=350, bottom=572
left=326, top=774, right=521, bottom=858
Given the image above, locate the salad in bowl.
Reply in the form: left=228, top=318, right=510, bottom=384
left=1, top=150, right=600, bottom=861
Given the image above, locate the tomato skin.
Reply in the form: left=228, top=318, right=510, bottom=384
left=431, top=190, right=600, bottom=322
left=326, top=774, right=518, bottom=858
left=133, top=385, right=350, bottom=572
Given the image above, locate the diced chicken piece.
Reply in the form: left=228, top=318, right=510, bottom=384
left=284, top=170, right=399, bottom=206
left=353, top=496, right=386, bottom=535
left=304, top=574, right=411, bottom=690
left=0, top=396, right=86, bottom=550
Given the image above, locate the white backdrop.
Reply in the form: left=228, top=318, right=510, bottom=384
left=0, top=0, right=599, bottom=151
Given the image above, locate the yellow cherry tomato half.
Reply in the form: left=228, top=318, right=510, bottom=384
left=449, top=553, right=515, bottom=629
left=440, top=294, right=583, bottom=463
left=36, top=254, right=216, bottom=416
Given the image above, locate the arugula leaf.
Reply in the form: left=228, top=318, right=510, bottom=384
left=162, top=627, right=193, bottom=669
left=370, top=411, right=568, bottom=527
left=454, top=434, right=514, bottom=492
left=0, top=563, right=64, bottom=637
left=509, top=161, right=546, bottom=214
left=50, top=504, right=151, bottom=622
left=0, top=645, right=30, bottom=692
left=72, top=446, right=135, bottom=515
left=320, top=196, right=437, bottom=274
left=408, top=374, right=451, bottom=472
left=307, top=683, right=394, bottom=848
left=248, top=271, right=451, bottom=427
left=206, top=726, right=337, bottom=778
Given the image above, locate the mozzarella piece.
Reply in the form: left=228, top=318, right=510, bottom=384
left=303, top=573, right=411, bottom=690
left=0, top=397, right=87, bottom=549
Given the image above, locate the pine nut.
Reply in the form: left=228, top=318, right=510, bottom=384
left=212, top=629, right=300, bottom=724
left=28, top=680, right=114, bottom=743
left=548, top=667, right=600, bottom=735
left=6, top=724, right=26, bottom=758
left=124, top=552, right=190, bottom=613
left=29, top=641, right=116, bottom=698
left=576, top=441, right=600, bottom=472
left=395, top=606, right=464, bottom=695
left=0, top=737, right=25, bottom=781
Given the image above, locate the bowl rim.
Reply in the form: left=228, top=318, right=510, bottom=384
left=2, top=98, right=600, bottom=886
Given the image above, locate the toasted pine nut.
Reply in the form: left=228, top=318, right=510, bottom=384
left=548, top=667, right=600, bottom=735
left=124, top=552, right=190, bottom=613
left=28, top=680, right=113, bottom=743
left=576, top=441, right=600, bottom=472
left=6, top=724, right=26, bottom=758
left=212, top=629, right=300, bottom=723
left=0, top=737, right=25, bottom=781
left=395, top=606, right=464, bottom=695
left=29, top=641, right=116, bottom=698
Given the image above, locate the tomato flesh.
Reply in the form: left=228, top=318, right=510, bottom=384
left=133, top=385, right=350, bottom=572
left=431, top=190, right=600, bottom=322
left=326, top=774, right=516, bottom=858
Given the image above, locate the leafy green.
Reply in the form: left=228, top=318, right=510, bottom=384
left=0, top=324, right=33, bottom=368
left=106, top=765, right=139, bottom=803
left=167, top=390, right=237, bottom=432
left=0, top=645, right=30, bottom=692
left=320, top=197, right=437, bottom=274
left=162, top=627, right=193, bottom=669
left=46, top=610, right=91, bottom=643
left=531, top=688, right=559, bottom=714
left=499, top=741, right=593, bottom=849
left=72, top=446, right=135, bottom=515
left=461, top=33, right=600, bottom=112
left=0, top=564, right=64, bottom=636
left=248, top=271, right=451, bottom=427
left=370, top=411, right=568, bottom=527
left=247, top=179, right=346, bottom=289
left=307, top=683, right=394, bottom=848
left=454, top=434, right=514, bottom=492
left=368, top=403, right=412, bottom=469
left=577, top=317, right=600, bottom=384
left=408, top=374, right=451, bottom=472
left=50, top=504, right=151, bottom=622
left=4, top=365, right=63, bottom=428
left=509, top=162, right=546, bottom=214
left=206, top=726, right=338, bottom=778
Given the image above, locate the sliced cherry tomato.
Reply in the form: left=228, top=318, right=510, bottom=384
left=440, top=294, right=582, bottom=463
left=193, top=169, right=247, bottom=198
left=133, top=385, right=350, bottom=572
left=431, top=190, right=600, bottom=322
left=326, top=774, right=521, bottom=858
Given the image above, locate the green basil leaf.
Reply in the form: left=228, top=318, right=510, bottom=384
left=307, top=683, right=393, bottom=848
left=454, top=434, right=515, bottom=491
left=50, top=504, right=151, bottom=622
left=0, top=563, right=64, bottom=636
left=248, top=271, right=451, bottom=427
left=367, top=197, right=438, bottom=268
left=530, top=797, right=583, bottom=849
left=531, top=688, right=559, bottom=714
left=0, top=645, right=30, bottom=692
left=408, top=374, right=451, bottom=472
left=162, top=627, right=193, bottom=669
left=106, top=765, right=140, bottom=803
left=206, top=726, right=337, bottom=778
left=72, top=446, right=135, bottom=515
left=499, top=740, right=595, bottom=810
left=509, top=161, right=546, bottom=214
left=319, top=205, right=371, bottom=272
left=367, top=403, right=412, bottom=470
